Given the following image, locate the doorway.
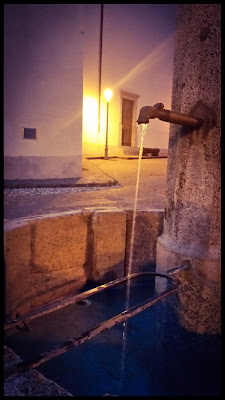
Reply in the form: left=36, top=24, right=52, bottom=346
left=121, top=98, right=134, bottom=146
left=120, top=91, right=139, bottom=148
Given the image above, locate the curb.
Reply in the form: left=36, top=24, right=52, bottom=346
left=87, top=156, right=168, bottom=160
left=4, top=179, right=119, bottom=189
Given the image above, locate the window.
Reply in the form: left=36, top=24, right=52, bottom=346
left=23, top=128, right=37, bottom=139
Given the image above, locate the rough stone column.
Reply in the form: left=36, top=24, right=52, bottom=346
left=156, top=4, right=221, bottom=334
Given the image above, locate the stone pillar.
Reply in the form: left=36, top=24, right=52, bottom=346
left=156, top=4, right=221, bottom=334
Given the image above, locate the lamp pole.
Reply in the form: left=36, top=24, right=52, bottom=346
left=104, top=89, right=113, bottom=160
left=105, top=101, right=109, bottom=159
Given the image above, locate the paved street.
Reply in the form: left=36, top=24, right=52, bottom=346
left=4, top=157, right=168, bottom=220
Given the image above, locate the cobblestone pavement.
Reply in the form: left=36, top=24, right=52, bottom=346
left=4, top=157, right=168, bottom=220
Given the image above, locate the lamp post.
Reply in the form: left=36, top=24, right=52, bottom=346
left=104, top=89, right=113, bottom=159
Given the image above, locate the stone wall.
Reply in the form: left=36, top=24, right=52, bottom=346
left=4, top=208, right=164, bottom=319
left=156, top=4, right=221, bottom=334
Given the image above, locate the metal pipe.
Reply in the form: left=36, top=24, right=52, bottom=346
left=137, top=103, right=203, bottom=129
left=5, top=266, right=190, bottom=381
left=4, top=272, right=177, bottom=331
left=4, top=272, right=181, bottom=381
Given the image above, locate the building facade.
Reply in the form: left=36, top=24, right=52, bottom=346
left=4, top=4, right=83, bottom=180
left=82, top=4, right=176, bottom=157
left=4, top=4, right=176, bottom=180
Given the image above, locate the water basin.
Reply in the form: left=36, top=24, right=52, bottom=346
left=4, top=274, right=221, bottom=396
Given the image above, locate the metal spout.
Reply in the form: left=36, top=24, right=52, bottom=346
left=137, top=103, right=202, bottom=129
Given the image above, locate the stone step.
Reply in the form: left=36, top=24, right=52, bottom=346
left=4, top=346, right=73, bottom=396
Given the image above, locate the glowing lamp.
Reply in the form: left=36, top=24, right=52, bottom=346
left=104, top=89, right=113, bottom=102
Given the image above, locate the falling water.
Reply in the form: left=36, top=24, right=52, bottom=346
left=119, top=123, right=147, bottom=394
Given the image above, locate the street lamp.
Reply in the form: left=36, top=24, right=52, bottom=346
left=104, top=89, right=113, bottom=159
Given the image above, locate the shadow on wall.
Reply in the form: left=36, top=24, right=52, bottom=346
left=81, top=260, right=157, bottom=290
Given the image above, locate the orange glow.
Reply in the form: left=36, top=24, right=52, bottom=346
left=82, top=93, right=118, bottom=152
left=82, top=96, right=98, bottom=144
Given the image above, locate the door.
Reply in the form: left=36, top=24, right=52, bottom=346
left=121, top=98, right=134, bottom=146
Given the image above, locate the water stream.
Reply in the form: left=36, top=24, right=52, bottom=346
left=119, top=123, right=147, bottom=394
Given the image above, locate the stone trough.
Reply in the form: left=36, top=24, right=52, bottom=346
left=4, top=208, right=221, bottom=396
left=4, top=208, right=164, bottom=320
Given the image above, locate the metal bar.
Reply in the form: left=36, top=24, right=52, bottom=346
left=104, top=101, right=109, bottom=159
left=156, top=109, right=202, bottom=128
left=167, top=264, right=189, bottom=275
left=4, top=272, right=177, bottom=331
left=4, top=280, right=180, bottom=381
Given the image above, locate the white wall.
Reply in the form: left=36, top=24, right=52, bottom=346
left=81, top=5, right=101, bottom=153
left=4, top=4, right=83, bottom=179
left=4, top=4, right=176, bottom=174
left=82, top=4, right=176, bottom=156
